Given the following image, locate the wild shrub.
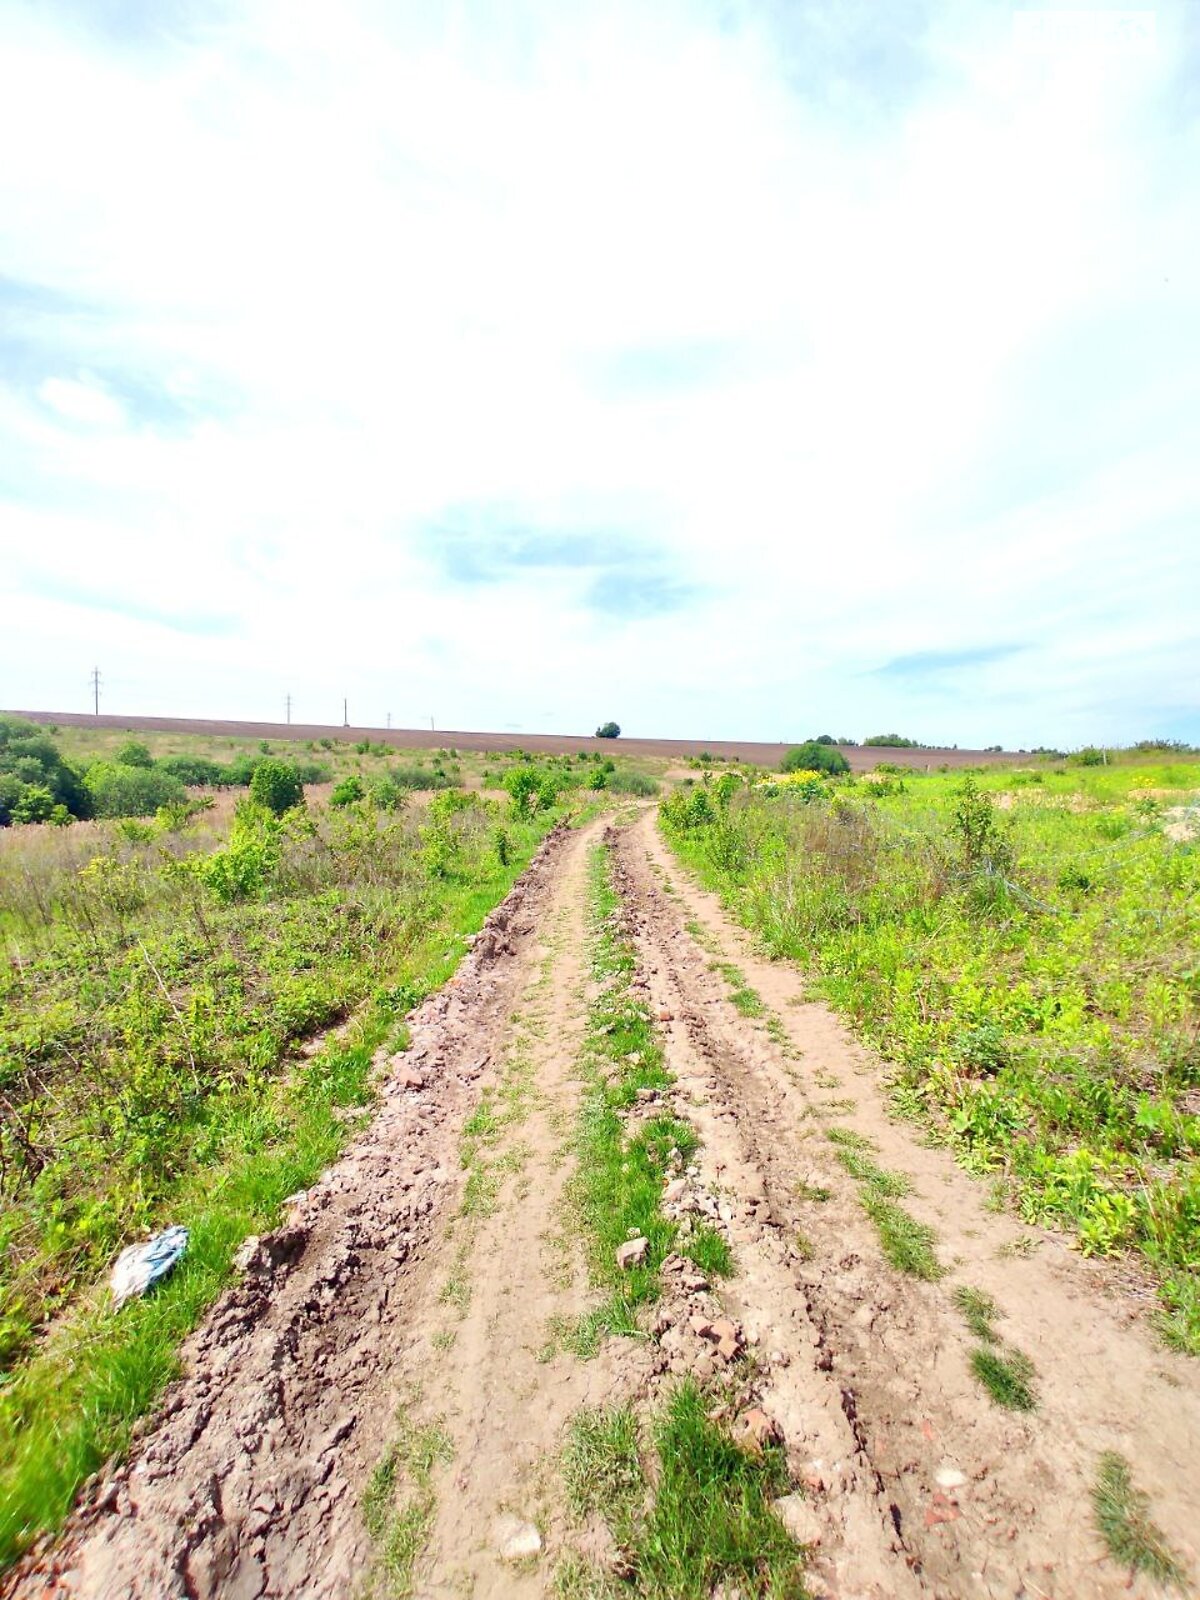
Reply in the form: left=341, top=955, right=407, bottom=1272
left=951, top=777, right=1013, bottom=877
left=114, top=741, right=154, bottom=768
left=159, top=755, right=229, bottom=786
left=85, top=763, right=187, bottom=819
left=11, top=785, right=59, bottom=824
left=248, top=759, right=305, bottom=817
left=607, top=770, right=658, bottom=797
left=195, top=803, right=282, bottom=902
left=595, top=721, right=621, bottom=739
left=0, top=719, right=91, bottom=824
left=781, top=741, right=849, bottom=776
left=330, top=774, right=365, bottom=808
left=388, top=765, right=456, bottom=792
left=503, top=766, right=562, bottom=816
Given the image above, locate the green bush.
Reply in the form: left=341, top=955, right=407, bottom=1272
left=0, top=719, right=92, bottom=825
left=781, top=742, right=850, bottom=776
left=195, top=804, right=281, bottom=902
left=596, top=721, right=621, bottom=739
left=863, top=734, right=920, bottom=748
left=159, top=755, right=229, bottom=786
left=330, top=775, right=364, bottom=808
left=504, top=766, right=563, bottom=816
left=115, top=741, right=154, bottom=769
left=84, top=763, right=186, bottom=818
left=389, top=765, right=456, bottom=792
left=11, top=785, right=58, bottom=824
left=248, top=760, right=305, bottom=817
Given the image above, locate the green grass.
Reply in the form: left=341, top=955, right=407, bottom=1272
left=1090, top=1451, right=1186, bottom=1589
left=954, top=1284, right=999, bottom=1342
left=968, top=1346, right=1037, bottom=1411
left=0, top=788, right=566, bottom=1573
left=712, top=961, right=765, bottom=1018
left=554, top=846, right=731, bottom=1354
left=832, top=1146, right=912, bottom=1197
left=859, top=1194, right=944, bottom=1280
left=660, top=762, right=1200, bottom=1348
left=636, top=1383, right=804, bottom=1599
left=560, top=1386, right=806, bottom=1599
left=362, top=1414, right=454, bottom=1597
left=563, top=1405, right=644, bottom=1538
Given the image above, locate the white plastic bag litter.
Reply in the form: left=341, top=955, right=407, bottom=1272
left=109, top=1225, right=189, bottom=1308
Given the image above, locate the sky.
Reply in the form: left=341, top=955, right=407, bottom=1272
left=0, top=0, right=1196, bottom=748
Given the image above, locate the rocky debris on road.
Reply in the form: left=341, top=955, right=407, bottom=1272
left=492, top=1514, right=542, bottom=1562
left=739, top=1406, right=783, bottom=1451
left=772, top=1492, right=823, bottom=1547
left=616, top=1236, right=649, bottom=1270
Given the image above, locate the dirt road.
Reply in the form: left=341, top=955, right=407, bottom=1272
left=8, top=811, right=1197, bottom=1598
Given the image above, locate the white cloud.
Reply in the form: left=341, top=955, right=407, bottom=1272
left=0, top=0, right=1196, bottom=745
left=36, top=374, right=126, bottom=429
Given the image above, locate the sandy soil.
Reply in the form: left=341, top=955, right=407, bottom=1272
left=6, top=810, right=1196, bottom=1598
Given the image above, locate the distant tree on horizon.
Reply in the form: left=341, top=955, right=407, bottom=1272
left=596, top=721, right=621, bottom=739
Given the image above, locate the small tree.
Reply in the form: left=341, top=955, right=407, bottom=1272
left=595, top=721, right=621, bottom=739
left=115, top=741, right=155, bottom=768
left=249, top=759, right=305, bottom=816
left=781, top=742, right=849, bottom=776
left=330, top=774, right=364, bottom=807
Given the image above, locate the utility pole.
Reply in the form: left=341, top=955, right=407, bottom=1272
left=386, top=712, right=391, bottom=729
left=90, top=667, right=101, bottom=716
left=429, top=714, right=435, bottom=732
left=343, top=697, right=349, bottom=728
left=285, top=693, right=292, bottom=725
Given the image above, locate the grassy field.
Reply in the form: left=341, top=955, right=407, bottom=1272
left=0, top=729, right=629, bottom=1569
left=660, top=760, right=1200, bottom=1352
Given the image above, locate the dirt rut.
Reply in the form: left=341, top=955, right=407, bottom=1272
left=623, top=811, right=1199, bottom=1598
left=8, top=808, right=1198, bottom=1599
left=5, top=821, right=598, bottom=1600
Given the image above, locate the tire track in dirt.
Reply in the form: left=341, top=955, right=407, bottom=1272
left=372, top=814, right=651, bottom=1598
left=3, top=821, right=594, bottom=1600
left=10, top=808, right=1196, bottom=1598
left=626, top=810, right=1199, bottom=1598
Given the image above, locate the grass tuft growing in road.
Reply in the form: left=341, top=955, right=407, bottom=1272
left=560, top=1384, right=806, bottom=1599
left=1091, top=1451, right=1186, bottom=1589
left=362, top=1413, right=454, bottom=1598
left=563, top=1405, right=643, bottom=1539
left=954, top=1284, right=999, bottom=1342
left=968, top=1346, right=1037, bottom=1411
left=860, top=1194, right=944, bottom=1280
left=953, top=1283, right=1039, bottom=1409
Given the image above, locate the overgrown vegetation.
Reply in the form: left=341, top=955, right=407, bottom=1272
left=660, top=761, right=1200, bottom=1348
left=1090, top=1451, right=1186, bottom=1589
left=0, top=775, right=564, bottom=1571
left=0, top=717, right=333, bottom=823
left=561, top=1386, right=805, bottom=1599
left=0, top=717, right=91, bottom=824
